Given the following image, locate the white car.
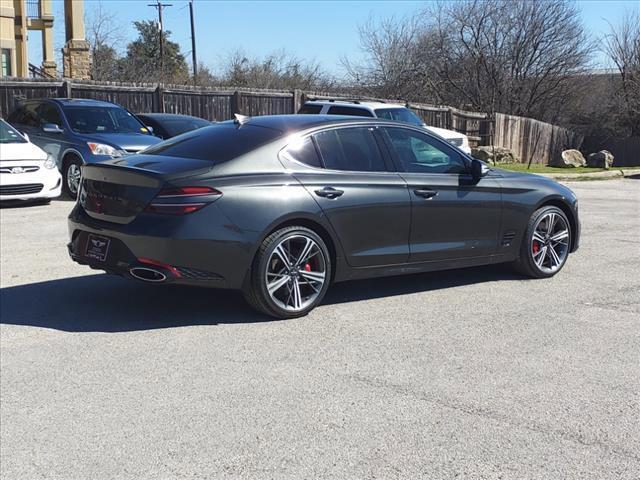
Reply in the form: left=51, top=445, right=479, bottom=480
left=299, top=100, right=472, bottom=154
left=0, top=119, right=62, bottom=202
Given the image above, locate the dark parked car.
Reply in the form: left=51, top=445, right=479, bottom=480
left=68, top=115, right=580, bottom=318
left=136, top=113, right=212, bottom=140
left=7, top=98, right=162, bottom=198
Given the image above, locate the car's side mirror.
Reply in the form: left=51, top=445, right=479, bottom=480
left=42, top=123, right=63, bottom=134
left=145, top=125, right=154, bottom=134
left=471, top=158, right=490, bottom=178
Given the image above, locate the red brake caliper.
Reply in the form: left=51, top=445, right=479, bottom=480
left=303, top=263, right=312, bottom=272
left=532, top=241, right=540, bottom=254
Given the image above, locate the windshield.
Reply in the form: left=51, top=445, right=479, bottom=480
left=375, top=108, right=425, bottom=127
left=63, top=106, right=149, bottom=135
left=0, top=120, right=28, bottom=144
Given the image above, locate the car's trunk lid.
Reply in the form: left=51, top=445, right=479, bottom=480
left=79, top=154, right=213, bottom=224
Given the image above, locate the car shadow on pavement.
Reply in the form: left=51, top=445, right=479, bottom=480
left=0, top=265, right=522, bottom=333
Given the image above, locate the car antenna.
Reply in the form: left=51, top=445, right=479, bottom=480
left=234, top=113, right=250, bottom=126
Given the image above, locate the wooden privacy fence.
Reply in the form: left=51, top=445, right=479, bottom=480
left=8, top=77, right=631, bottom=164
left=493, top=113, right=584, bottom=165
left=0, top=78, right=492, bottom=147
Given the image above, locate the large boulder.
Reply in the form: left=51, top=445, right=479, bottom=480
left=586, top=150, right=614, bottom=169
left=550, top=149, right=586, bottom=168
left=471, top=146, right=518, bottom=164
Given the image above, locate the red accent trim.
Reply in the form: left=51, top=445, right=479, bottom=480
left=156, top=186, right=221, bottom=198
left=137, top=257, right=182, bottom=278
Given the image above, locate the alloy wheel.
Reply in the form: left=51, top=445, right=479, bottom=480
left=531, top=211, right=570, bottom=274
left=265, top=234, right=327, bottom=312
left=66, top=163, right=81, bottom=195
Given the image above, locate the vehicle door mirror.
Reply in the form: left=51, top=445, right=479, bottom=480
left=42, top=123, right=63, bottom=134
left=145, top=125, right=154, bottom=134
left=471, top=158, right=490, bottom=178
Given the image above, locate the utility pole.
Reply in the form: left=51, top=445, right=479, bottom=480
left=189, top=0, right=198, bottom=85
left=148, top=1, right=172, bottom=82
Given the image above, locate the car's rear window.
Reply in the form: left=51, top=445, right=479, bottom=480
left=327, top=106, right=374, bottom=117
left=143, top=122, right=283, bottom=162
left=298, top=104, right=323, bottom=114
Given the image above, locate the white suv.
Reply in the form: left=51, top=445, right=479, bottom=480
left=299, top=100, right=471, bottom=154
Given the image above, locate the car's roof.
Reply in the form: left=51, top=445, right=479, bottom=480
left=304, top=100, right=406, bottom=110
left=46, top=98, right=120, bottom=108
left=136, top=113, right=210, bottom=121
left=244, top=114, right=393, bottom=132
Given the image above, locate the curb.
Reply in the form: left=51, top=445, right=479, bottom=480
left=539, top=168, right=640, bottom=181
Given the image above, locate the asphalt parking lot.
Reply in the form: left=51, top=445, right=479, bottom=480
left=1, top=178, right=639, bottom=479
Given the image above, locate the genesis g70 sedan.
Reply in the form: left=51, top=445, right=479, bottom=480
left=68, top=115, right=580, bottom=318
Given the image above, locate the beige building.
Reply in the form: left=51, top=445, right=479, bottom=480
left=0, top=0, right=89, bottom=79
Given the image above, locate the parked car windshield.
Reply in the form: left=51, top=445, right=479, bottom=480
left=143, top=122, right=283, bottom=163
left=63, top=106, right=149, bottom=134
left=374, top=108, right=425, bottom=127
left=0, top=119, right=28, bottom=144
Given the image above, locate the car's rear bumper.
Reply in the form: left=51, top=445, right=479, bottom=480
left=67, top=203, right=257, bottom=289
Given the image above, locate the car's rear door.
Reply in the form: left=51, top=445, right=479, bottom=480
left=380, top=126, right=501, bottom=262
left=282, top=125, right=411, bottom=267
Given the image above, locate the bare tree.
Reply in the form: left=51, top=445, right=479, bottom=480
left=346, top=0, right=594, bottom=122
left=430, top=0, right=593, bottom=120
left=87, top=2, right=125, bottom=81
left=603, top=10, right=640, bottom=136
left=342, top=16, right=435, bottom=101
left=218, top=49, right=335, bottom=90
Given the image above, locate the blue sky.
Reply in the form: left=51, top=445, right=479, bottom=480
left=31, top=0, right=638, bottom=77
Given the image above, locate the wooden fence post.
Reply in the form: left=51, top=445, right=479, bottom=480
left=231, top=90, right=241, bottom=114
left=293, top=89, right=302, bottom=113
left=154, top=85, right=165, bottom=113
left=61, top=81, right=72, bottom=98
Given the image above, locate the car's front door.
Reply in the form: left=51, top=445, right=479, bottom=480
left=32, top=102, right=68, bottom=165
left=283, top=126, right=412, bottom=267
left=381, top=126, right=501, bottom=263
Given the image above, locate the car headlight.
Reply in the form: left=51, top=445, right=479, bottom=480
left=87, top=142, right=120, bottom=157
left=44, top=153, right=57, bottom=169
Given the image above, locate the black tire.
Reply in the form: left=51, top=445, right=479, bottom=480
left=243, top=226, right=332, bottom=319
left=512, top=205, right=571, bottom=278
left=62, top=156, right=83, bottom=199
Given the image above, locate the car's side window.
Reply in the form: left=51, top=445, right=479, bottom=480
left=384, top=127, right=467, bottom=174
left=326, top=106, right=374, bottom=117
left=38, top=103, right=63, bottom=127
left=281, top=136, right=322, bottom=168
left=313, top=127, right=386, bottom=172
left=8, top=103, right=40, bottom=127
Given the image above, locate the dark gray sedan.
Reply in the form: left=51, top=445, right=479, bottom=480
left=68, top=115, right=580, bottom=318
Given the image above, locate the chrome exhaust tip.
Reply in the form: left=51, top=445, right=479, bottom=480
left=129, top=267, right=167, bottom=283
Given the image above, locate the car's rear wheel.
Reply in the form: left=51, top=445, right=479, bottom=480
left=243, top=226, right=331, bottom=318
left=514, top=205, right=571, bottom=278
left=63, top=156, right=83, bottom=199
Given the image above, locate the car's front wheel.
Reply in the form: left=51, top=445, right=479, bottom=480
left=63, top=156, right=83, bottom=199
left=243, top=226, right=331, bottom=319
left=514, top=205, right=571, bottom=278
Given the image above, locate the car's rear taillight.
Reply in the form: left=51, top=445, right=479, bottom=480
left=145, top=186, right=222, bottom=215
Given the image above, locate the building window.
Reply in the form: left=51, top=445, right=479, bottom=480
left=1, top=49, right=12, bottom=77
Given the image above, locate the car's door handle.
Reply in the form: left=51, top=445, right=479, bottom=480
left=414, top=189, right=438, bottom=199
left=315, top=187, right=344, bottom=199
